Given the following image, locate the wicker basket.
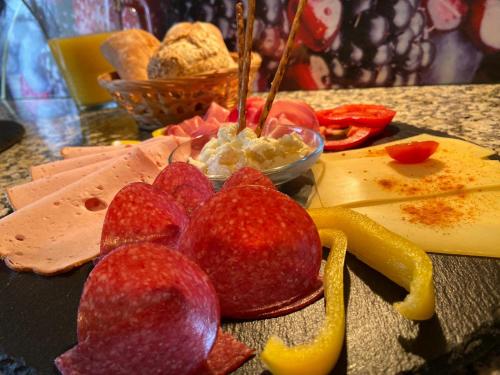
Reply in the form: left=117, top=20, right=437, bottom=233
left=98, top=53, right=261, bottom=131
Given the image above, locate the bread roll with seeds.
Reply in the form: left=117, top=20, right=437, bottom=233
left=147, top=22, right=236, bottom=80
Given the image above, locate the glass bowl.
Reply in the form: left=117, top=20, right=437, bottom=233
left=168, top=124, right=324, bottom=190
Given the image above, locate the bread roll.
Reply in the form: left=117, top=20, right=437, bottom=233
left=101, top=29, right=160, bottom=81
left=147, top=22, right=236, bottom=80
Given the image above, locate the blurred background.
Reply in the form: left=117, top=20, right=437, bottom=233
left=1, top=0, right=499, bottom=100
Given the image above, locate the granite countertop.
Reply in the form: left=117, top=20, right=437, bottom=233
left=0, top=84, right=499, bottom=375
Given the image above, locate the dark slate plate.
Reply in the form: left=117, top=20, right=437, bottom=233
left=0, top=123, right=499, bottom=375
left=0, top=120, right=25, bottom=154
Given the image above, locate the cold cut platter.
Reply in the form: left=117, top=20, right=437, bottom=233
left=1, top=96, right=499, bottom=375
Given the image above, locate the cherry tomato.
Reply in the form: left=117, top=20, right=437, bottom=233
left=316, top=104, right=396, bottom=128
left=385, top=141, right=439, bottom=164
left=323, top=126, right=372, bottom=151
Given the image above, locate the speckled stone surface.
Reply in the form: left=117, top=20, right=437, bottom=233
left=0, top=85, right=498, bottom=375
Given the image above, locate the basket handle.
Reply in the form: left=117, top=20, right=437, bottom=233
left=118, top=0, right=153, bottom=33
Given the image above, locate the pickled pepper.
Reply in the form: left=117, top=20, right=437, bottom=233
left=307, top=207, right=435, bottom=320
left=261, top=229, right=347, bottom=375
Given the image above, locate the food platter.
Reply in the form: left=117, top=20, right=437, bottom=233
left=0, top=120, right=498, bottom=374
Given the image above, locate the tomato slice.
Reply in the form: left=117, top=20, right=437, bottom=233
left=316, top=104, right=396, bottom=128
left=323, top=126, right=372, bottom=151
left=385, top=141, right=439, bottom=164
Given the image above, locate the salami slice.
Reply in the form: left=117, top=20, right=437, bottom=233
left=200, top=329, right=255, bottom=375
left=221, top=167, right=276, bottom=191
left=56, top=243, right=219, bottom=375
left=153, top=162, right=215, bottom=216
left=178, top=185, right=322, bottom=319
left=99, top=182, right=188, bottom=259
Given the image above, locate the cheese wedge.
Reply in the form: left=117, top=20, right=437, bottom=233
left=326, top=134, right=496, bottom=161
left=353, top=190, right=500, bottom=258
left=7, top=159, right=112, bottom=210
left=312, top=154, right=500, bottom=208
left=0, top=148, right=161, bottom=275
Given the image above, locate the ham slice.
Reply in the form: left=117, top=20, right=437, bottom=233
left=61, top=145, right=129, bottom=159
left=139, top=136, right=179, bottom=169
left=7, top=159, right=112, bottom=210
left=203, top=102, right=230, bottom=122
left=31, top=148, right=129, bottom=180
left=267, top=99, right=320, bottom=132
left=31, top=137, right=178, bottom=181
left=0, top=148, right=162, bottom=275
left=166, top=116, right=221, bottom=139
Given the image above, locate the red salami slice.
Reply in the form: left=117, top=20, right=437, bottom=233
left=178, top=185, right=322, bottom=319
left=99, top=182, right=188, bottom=259
left=56, top=243, right=219, bottom=375
left=221, top=167, right=276, bottom=191
left=200, top=329, right=255, bottom=375
left=153, top=162, right=215, bottom=216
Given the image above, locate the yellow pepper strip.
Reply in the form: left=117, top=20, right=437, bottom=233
left=111, top=140, right=140, bottom=146
left=152, top=127, right=166, bottom=138
left=261, top=229, right=347, bottom=375
left=307, top=207, right=435, bottom=321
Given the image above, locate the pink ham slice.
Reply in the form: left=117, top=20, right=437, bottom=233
left=165, top=116, right=221, bottom=139
left=266, top=99, right=320, bottom=132
left=227, top=97, right=320, bottom=134
left=60, top=144, right=129, bottom=159
left=9, top=137, right=179, bottom=210
left=31, top=136, right=179, bottom=181
left=7, top=159, right=112, bottom=210
left=203, top=102, right=230, bottom=122
left=0, top=148, right=161, bottom=275
left=164, top=102, right=228, bottom=138
left=30, top=147, right=129, bottom=180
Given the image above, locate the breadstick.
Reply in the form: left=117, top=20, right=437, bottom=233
left=255, top=0, right=307, bottom=136
left=236, top=2, right=245, bottom=116
left=237, top=0, right=256, bottom=134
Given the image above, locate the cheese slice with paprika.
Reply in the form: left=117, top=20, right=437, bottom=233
left=326, top=134, right=496, bottom=161
left=312, top=153, right=500, bottom=208
left=353, top=190, right=500, bottom=258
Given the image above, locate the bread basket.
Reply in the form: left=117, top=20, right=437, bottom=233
left=98, top=53, right=261, bottom=131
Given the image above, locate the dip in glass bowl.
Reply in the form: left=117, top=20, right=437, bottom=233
left=168, top=123, right=324, bottom=189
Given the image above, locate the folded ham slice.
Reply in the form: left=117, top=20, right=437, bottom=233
left=0, top=148, right=162, bottom=275
left=165, top=116, right=221, bottom=138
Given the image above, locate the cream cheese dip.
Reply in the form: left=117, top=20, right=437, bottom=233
left=188, top=124, right=311, bottom=176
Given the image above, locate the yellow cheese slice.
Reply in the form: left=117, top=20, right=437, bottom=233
left=326, top=134, right=496, bottom=161
left=312, top=153, right=500, bottom=208
left=353, top=190, right=500, bottom=258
